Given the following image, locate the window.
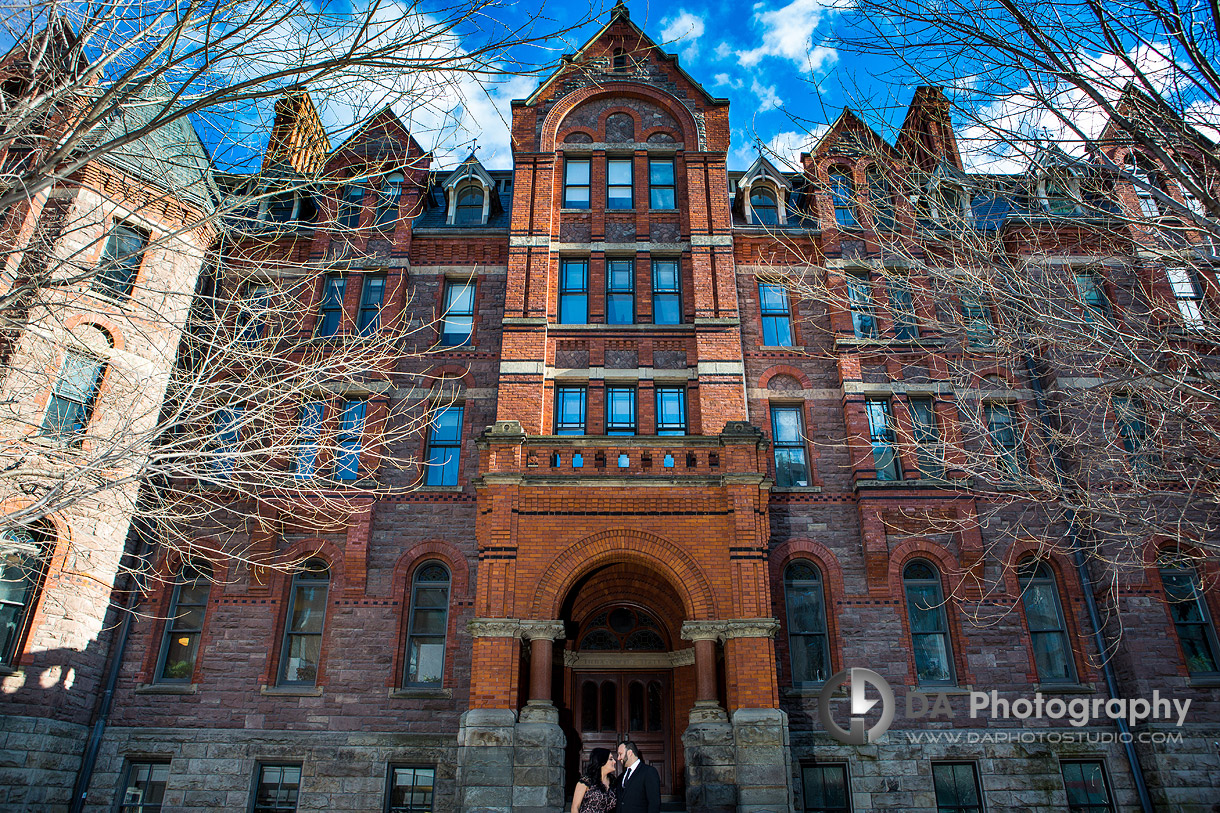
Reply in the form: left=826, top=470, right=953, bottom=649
left=155, top=563, right=210, bottom=682
left=237, top=283, right=271, bottom=343
left=984, top=403, right=1025, bottom=479
left=278, top=560, right=329, bottom=685
left=1159, top=559, right=1220, bottom=676
left=608, top=158, right=633, bottom=209
left=1061, top=761, right=1115, bottom=813
left=785, top=562, right=831, bottom=684
left=904, top=560, right=955, bottom=685
left=252, top=764, right=301, bottom=813
left=908, top=398, right=944, bottom=478
left=333, top=400, right=365, bottom=481
left=960, top=294, right=994, bottom=347
left=652, top=259, right=682, bottom=324
left=404, top=563, right=450, bottom=686
left=1129, top=160, right=1161, bottom=219
left=386, top=766, right=436, bottom=813
left=865, top=399, right=900, bottom=481
left=1112, top=395, right=1150, bottom=468
left=867, top=169, right=896, bottom=231
left=655, top=387, right=686, bottom=435
left=455, top=184, right=484, bottom=225
left=650, top=160, right=675, bottom=210
left=846, top=272, right=877, bottom=338
left=801, top=763, right=849, bottom=813
left=1074, top=271, right=1110, bottom=323
left=612, top=48, right=629, bottom=71
left=564, top=158, right=591, bottom=209
left=559, top=260, right=588, bottom=324
left=440, top=280, right=475, bottom=346
left=338, top=182, right=365, bottom=229
left=0, top=527, right=47, bottom=666
left=213, top=405, right=242, bottom=478
left=932, top=763, right=983, bottom=813
left=555, top=386, right=587, bottom=435
left=1017, top=560, right=1076, bottom=683
left=293, top=401, right=325, bottom=478
left=606, top=259, right=635, bottom=324
left=751, top=187, right=779, bottom=225
left=265, top=193, right=296, bottom=223
left=376, top=173, right=403, bottom=229
left=118, top=761, right=170, bottom=813
left=828, top=168, right=859, bottom=228
left=424, top=404, right=463, bottom=486
left=1166, top=266, right=1204, bottom=329
left=605, top=387, right=637, bottom=435
left=770, top=405, right=809, bottom=487
left=315, top=274, right=346, bottom=337
left=1044, top=177, right=1076, bottom=214
left=41, top=351, right=105, bottom=441
left=93, top=221, right=148, bottom=300
left=358, top=276, right=386, bottom=335
left=888, top=277, right=918, bottom=341
left=759, top=283, right=793, bottom=346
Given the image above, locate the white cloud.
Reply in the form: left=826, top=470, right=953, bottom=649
left=660, top=10, right=706, bottom=63
left=728, top=127, right=827, bottom=171
left=751, top=79, right=783, bottom=112
left=737, top=0, right=846, bottom=70
left=715, top=42, right=733, bottom=59
left=714, top=73, right=743, bottom=90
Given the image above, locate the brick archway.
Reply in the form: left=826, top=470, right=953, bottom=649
left=531, top=529, right=717, bottom=621
left=539, top=83, right=702, bottom=152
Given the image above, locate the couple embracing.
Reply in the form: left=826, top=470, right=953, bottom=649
left=570, top=740, right=660, bottom=813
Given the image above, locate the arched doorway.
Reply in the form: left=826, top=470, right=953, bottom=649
left=559, top=564, right=692, bottom=804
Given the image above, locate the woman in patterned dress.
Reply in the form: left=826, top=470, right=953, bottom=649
left=570, top=747, right=619, bottom=813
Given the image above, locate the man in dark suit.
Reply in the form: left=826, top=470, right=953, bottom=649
left=616, top=740, right=660, bottom=813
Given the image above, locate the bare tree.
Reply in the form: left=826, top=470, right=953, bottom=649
left=0, top=0, right=595, bottom=587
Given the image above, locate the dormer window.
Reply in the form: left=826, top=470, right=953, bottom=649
left=1039, top=174, right=1079, bottom=215
left=751, top=188, right=779, bottom=225
left=612, top=48, right=629, bottom=72
left=1128, top=158, right=1162, bottom=219
left=376, top=173, right=404, bottom=229
left=257, top=189, right=316, bottom=225
left=455, top=184, right=485, bottom=226
left=828, top=167, right=859, bottom=228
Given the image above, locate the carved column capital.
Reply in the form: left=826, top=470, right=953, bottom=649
left=680, top=618, right=781, bottom=642
left=467, top=618, right=566, bottom=641
left=680, top=620, right=728, bottom=642
left=518, top=620, right=567, bottom=642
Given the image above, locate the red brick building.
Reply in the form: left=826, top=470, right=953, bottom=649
left=2, top=5, right=1218, bottom=812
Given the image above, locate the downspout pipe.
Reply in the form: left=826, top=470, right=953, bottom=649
left=1022, top=354, right=1156, bottom=813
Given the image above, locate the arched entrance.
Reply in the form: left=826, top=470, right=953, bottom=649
left=559, top=563, right=694, bottom=804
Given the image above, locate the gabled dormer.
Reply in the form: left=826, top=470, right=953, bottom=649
left=737, top=154, right=793, bottom=226
left=916, top=160, right=973, bottom=225
left=440, top=154, right=500, bottom=226
left=1028, top=143, right=1087, bottom=215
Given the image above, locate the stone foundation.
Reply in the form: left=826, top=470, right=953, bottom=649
left=0, top=715, right=88, bottom=812
left=455, top=704, right=566, bottom=813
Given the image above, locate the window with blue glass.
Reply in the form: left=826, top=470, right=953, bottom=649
left=41, top=352, right=105, bottom=441
left=93, top=221, right=148, bottom=300
left=960, top=294, right=994, bottom=347
left=608, top=159, right=633, bottom=209
left=424, top=405, right=463, bottom=486
left=293, top=401, right=325, bottom=478
left=846, top=272, right=877, bottom=338
left=559, top=261, right=588, bottom=324
left=404, top=564, right=450, bottom=686
left=1017, top=559, right=1076, bottom=683
left=867, top=169, right=896, bottom=231
left=904, top=560, right=956, bottom=686
left=985, top=402, right=1024, bottom=479
left=751, top=188, right=779, bottom=225
left=785, top=562, right=831, bottom=684
left=655, top=387, right=686, bottom=435
left=278, top=561, right=328, bottom=686
left=455, top=185, right=484, bottom=225
left=338, top=182, right=365, bottom=229
left=605, top=387, right=636, bottom=435
left=358, top=276, right=386, bottom=335
left=440, top=281, right=475, bottom=346
left=888, top=277, right=918, bottom=340
left=652, top=260, right=681, bottom=324
left=334, top=400, right=365, bottom=480
left=828, top=167, right=859, bottom=228
left=376, top=173, right=403, bottom=229
left=606, top=259, right=635, bottom=324
left=237, top=283, right=271, bottom=343
left=555, top=386, right=587, bottom=435
left=650, top=160, right=675, bottom=210
left=1074, top=271, right=1111, bottom=323
left=564, top=158, right=591, bottom=209
left=759, top=283, right=793, bottom=346
left=214, top=405, right=242, bottom=478
left=770, top=405, right=809, bottom=487
left=315, top=274, right=346, bottom=337
left=865, top=399, right=901, bottom=481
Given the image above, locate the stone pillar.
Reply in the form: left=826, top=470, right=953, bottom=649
left=456, top=618, right=567, bottom=813
left=680, top=621, right=734, bottom=813
left=723, top=619, right=792, bottom=813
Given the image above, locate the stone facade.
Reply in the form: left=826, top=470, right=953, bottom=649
left=1, top=5, right=1218, bottom=813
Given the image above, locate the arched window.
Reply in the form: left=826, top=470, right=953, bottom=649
left=455, top=184, right=484, bottom=226
left=1016, top=560, right=1076, bottom=683
left=1158, top=556, right=1220, bottom=676
left=750, top=187, right=779, bottom=225
left=828, top=167, right=859, bottom=228
left=278, top=559, right=329, bottom=686
left=784, top=561, right=831, bottom=683
left=1128, top=158, right=1161, bottom=219
left=0, top=526, right=48, bottom=666
left=405, top=562, right=451, bottom=686
left=903, top=559, right=955, bottom=686
left=155, top=562, right=211, bottom=683
left=375, top=173, right=404, bottom=229
left=867, top=168, right=896, bottom=231
left=41, top=351, right=107, bottom=443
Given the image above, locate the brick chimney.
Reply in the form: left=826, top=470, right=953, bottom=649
left=263, top=89, right=330, bottom=175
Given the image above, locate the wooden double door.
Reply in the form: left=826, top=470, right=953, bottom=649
left=572, top=671, right=671, bottom=795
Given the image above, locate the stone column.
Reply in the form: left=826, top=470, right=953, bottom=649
left=456, top=618, right=525, bottom=813
left=722, top=619, right=792, bottom=813
left=680, top=621, right=734, bottom=812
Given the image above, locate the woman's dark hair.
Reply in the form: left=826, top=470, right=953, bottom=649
left=584, top=747, right=613, bottom=783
